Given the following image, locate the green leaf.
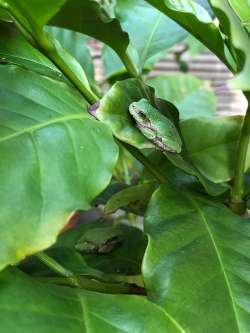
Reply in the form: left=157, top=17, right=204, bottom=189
left=0, top=0, right=66, bottom=31
left=228, top=0, right=250, bottom=32
left=45, top=26, right=95, bottom=84
left=115, top=0, right=188, bottom=72
left=144, top=0, right=235, bottom=70
left=102, top=44, right=136, bottom=81
left=0, top=65, right=118, bottom=271
left=164, top=151, right=230, bottom=196
left=50, top=0, right=134, bottom=75
left=94, top=181, right=128, bottom=206
left=0, top=268, right=183, bottom=333
left=0, top=7, right=11, bottom=20
left=20, top=247, right=92, bottom=277
left=147, top=74, right=216, bottom=120
left=0, top=21, right=62, bottom=80
left=113, top=145, right=140, bottom=184
left=102, top=45, right=169, bottom=83
left=96, top=78, right=154, bottom=149
left=143, top=185, right=250, bottom=332
left=0, top=1, right=95, bottom=103
left=105, top=182, right=156, bottom=214
left=184, top=35, right=208, bottom=57
left=144, top=151, right=214, bottom=194
left=180, top=116, right=250, bottom=183
left=196, top=0, right=213, bottom=15
left=210, top=0, right=250, bottom=90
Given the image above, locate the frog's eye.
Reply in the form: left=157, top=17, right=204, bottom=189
left=139, top=111, right=147, bottom=119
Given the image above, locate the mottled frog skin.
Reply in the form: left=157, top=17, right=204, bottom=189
left=129, top=98, right=182, bottom=153
left=75, top=227, right=122, bottom=254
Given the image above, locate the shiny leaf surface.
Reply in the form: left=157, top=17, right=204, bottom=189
left=0, top=65, right=118, bottom=270
left=210, top=0, right=250, bottom=90
left=46, top=26, right=95, bottom=84
left=115, top=0, right=187, bottom=72
left=50, top=0, right=132, bottom=73
left=0, top=268, right=182, bottom=333
left=147, top=74, right=216, bottom=120
left=181, top=116, right=250, bottom=183
left=144, top=0, right=234, bottom=69
left=143, top=185, right=250, bottom=332
left=0, top=21, right=61, bottom=79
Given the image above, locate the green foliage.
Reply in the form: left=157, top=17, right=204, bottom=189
left=143, top=184, right=250, bottom=332
left=147, top=74, right=216, bottom=120
left=1, top=268, right=179, bottom=333
left=0, top=65, right=118, bottom=270
left=1, top=0, right=250, bottom=332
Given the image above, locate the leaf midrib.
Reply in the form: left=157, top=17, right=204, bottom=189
left=0, top=51, right=58, bottom=72
left=139, top=12, right=162, bottom=70
left=188, top=194, right=241, bottom=333
left=0, top=114, right=88, bottom=143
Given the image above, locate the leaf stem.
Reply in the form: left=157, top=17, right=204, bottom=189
left=122, top=50, right=138, bottom=77
left=231, top=94, right=250, bottom=214
left=39, top=276, right=145, bottom=295
left=35, top=252, right=146, bottom=294
left=2, top=2, right=98, bottom=104
left=35, top=33, right=99, bottom=104
left=121, top=141, right=167, bottom=183
left=36, top=252, right=75, bottom=278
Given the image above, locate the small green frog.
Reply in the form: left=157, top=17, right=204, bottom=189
left=129, top=98, right=182, bottom=153
left=75, top=226, right=123, bottom=254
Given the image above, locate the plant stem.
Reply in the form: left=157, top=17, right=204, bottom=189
left=3, top=1, right=98, bottom=104
left=122, top=51, right=138, bottom=78
left=33, top=32, right=98, bottom=105
left=36, top=252, right=75, bottom=278
left=121, top=141, right=167, bottom=183
left=231, top=94, right=250, bottom=213
left=39, top=276, right=145, bottom=295
left=36, top=252, right=146, bottom=295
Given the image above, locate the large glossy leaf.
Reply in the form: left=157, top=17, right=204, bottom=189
left=0, top=21, right=62, bottom=80
left=0, top=65, right=118, bottom=271
left=0, top=1, right=95, bottom=102
left=164, top=151, right=230, bottom=196
left=102, top=44, right=168, bottom=82
left=105, top=182, right=156, bottom=214
left=45, top=26, right=95, bottom=84
left=115, top=0, right=187, bottom=73
left=0, top=268, right=182, bottom=333
left=0, top=0, right=65, bottom=31
left=210, top=0, right=250, bottom=90
left=144, top=151, right=222, bottom=195
left=50, top=0, right=134, bottom=74
left=144, top=0, right=235, bottom=70
left=143, top=185, right=250, bottom=332
left=0, top=7, right=10, bottom=20
left=228, top=0, right=250, bottom=32
left=96, top=78, right=154, bottom=149
left=180, top=116, right=250, bottom=183
left=147, top=74, right=216, bottom=120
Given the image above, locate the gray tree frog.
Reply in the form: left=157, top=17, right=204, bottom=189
left=75, top=226, right=123, bottom=254
left=129, top=98, right=182, bottom=153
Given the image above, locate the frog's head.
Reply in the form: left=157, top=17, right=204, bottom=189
left=129, top=99, right=150, bottom=124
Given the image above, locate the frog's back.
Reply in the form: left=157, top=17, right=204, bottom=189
left=137, top=99, right=182, bottom=153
